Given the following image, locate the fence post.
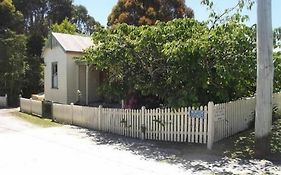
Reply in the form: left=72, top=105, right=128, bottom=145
left=141, top=106, right=146, bottom=140
left=30, top=98, right=32, bottom=114
left=71, top=103, right=74, bottom=125
left=207, top=102, right=215, bottom=150
left=4, top=94, right=7, bottom=107
left=121, top=100, right=125, bottom=109
left=51, top=101, right=54, bottom=121
left=98, top=105, right=102, bottom=130
left=19, top=94, right=22, bottom=112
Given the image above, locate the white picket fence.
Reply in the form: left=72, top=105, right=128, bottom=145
left=52, top=103, right=209, bottom=144
left=19, top=93, right=281, bottom=149
left=211, top=93, right=281, bottom=143
left=20, top=98, right=42, bottom=116
left=212, top=97, right=256, bottom=142
left=0, top=94, right=7, bottom=107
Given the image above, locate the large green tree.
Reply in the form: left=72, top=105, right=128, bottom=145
left=82, top=19, right=257, bottom=107
left=13, top=0, right=52, bottom=97
left=108, top=0, right=194, bottom=26
left=0, top=0, right=26, bottom=105
left=48, top=0, right=73, bottom=24
left=71, top=5, right=100, bottom=34
left=0, top=32, right=27, bottom=105
left=12, top=0, right=49, bottom=33
left=0, top=0, right=23, bottom=33
left=51, top=18, right=76, bottom=34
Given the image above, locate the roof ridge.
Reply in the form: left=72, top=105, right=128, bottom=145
left=52, top=32, right=91, bottom=38
left=51, top=32, right=93, bottom=53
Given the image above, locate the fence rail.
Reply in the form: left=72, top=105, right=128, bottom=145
left=0, top=94, right=7, bottom=107
left=19, top=93, right=281, bottom=149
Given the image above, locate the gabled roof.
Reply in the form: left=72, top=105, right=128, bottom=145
left=51, top=32, right=93, bottom=53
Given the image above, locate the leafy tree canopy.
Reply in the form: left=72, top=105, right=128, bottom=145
left=108, top=0, right=194, bottom=26
left=0, top=0, right=23, bottom=33
left=0, top=30, right=26, bottom=105
left=13, top=0, right=99, bottom=35
left=51, top=18, right=76, bottom=34
left=82, top=18, right=258, bottom=107
left=72, top=5, right=100, bottom=34
left=48, top=0, right=73, bottom=24
left=201, top=0, right=255, bottom=27
left=0, top=0, right=27, bottom=105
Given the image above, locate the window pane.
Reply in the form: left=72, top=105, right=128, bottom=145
left=52, top=62, right=58, bottom=88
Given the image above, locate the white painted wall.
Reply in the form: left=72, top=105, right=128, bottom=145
left=43, top=40, right=100, bottom=104
left=43, top=46, right=68, bottom=104
left=78, top=65, right=86, bottom=104
left=88, top=66, right=100, bottom=102
left=66, top=52, right=80, bottom=104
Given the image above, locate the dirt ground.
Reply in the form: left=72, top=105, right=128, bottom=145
left=0, top=108, right=280, bottom=175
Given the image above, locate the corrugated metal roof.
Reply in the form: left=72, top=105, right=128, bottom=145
left=52, top=32, right=93, bottom=53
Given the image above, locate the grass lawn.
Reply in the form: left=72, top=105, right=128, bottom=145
left=11, top=112, right=61, bottom=128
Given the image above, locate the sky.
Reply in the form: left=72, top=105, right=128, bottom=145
left=74, top=0, right=280, bottom=28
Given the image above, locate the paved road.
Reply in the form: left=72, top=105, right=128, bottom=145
left=0, top=108, right=38, bottom=133
left=0, top=108, right=280, bottom=175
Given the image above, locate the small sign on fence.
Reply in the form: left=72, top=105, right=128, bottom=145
left=215, top=107, right=225, bottom=121
left=190, top=110, right=205, bottom=118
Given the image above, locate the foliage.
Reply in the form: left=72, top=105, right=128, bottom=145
left=71, top=5, right=100, bottom=35
left=0, top=0, right=23, bottom=33
left=51, top=18, right=76, bottom=34
left=20, top=33, right=45, bottom=97
left=0, top=30, right=26, bottom=105
left=204, top=22, right=256, bottom=103
left=48, top=0, right=73, bottom=24
left=274, top=27, right=281, bottom=49
left=274, top=52, right=281, bottom=93
left=82, top=18, right=257, bottom=107
left=107, top=0, right=194, bottom=26
left=0, top=0, right=26, bottom=105
left=200, top=0, right=255, bottom=27
left=12, top=0, right=49, bottom=34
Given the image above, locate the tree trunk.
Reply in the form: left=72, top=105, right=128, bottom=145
left=255, top=0, right=273, bottom=158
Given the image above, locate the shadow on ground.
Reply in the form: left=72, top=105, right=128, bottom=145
left=69, top=126, right=281, bottom=174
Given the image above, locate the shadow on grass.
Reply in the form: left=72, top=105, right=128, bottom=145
left=12, top=111, right=60, bottom=128
left=68, top=126, right=281, bottom=174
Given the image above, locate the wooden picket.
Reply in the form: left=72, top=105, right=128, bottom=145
left=0, top=94, right=7, bottom=107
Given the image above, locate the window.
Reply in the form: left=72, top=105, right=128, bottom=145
left=52, top=62, right=58, bottom=89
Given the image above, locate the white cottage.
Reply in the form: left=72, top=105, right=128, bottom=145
left=43, top=32, right=102, bottom=105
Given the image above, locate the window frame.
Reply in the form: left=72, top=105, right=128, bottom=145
left=51, top=62, right=58, bottom=89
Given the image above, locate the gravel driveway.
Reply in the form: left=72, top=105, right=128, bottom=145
left=0, top=108, right=280, bottom=175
